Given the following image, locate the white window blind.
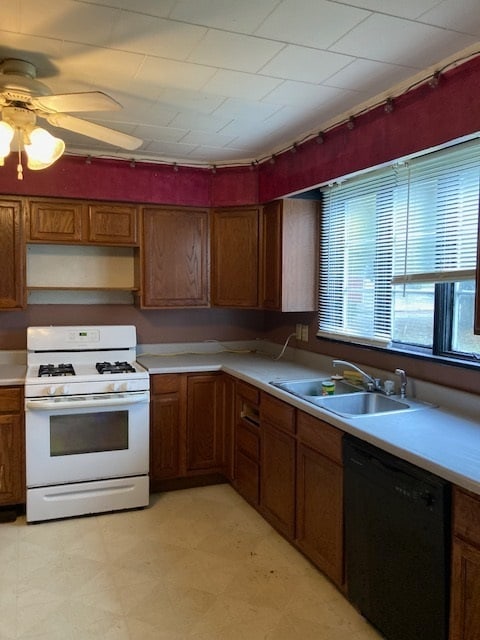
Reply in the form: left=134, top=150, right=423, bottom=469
left=392, top=140, right=479, bottom=285
left=318, top=139, right=480, bottom=345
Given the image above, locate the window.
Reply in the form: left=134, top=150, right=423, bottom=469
left=318, top=138, right=480, bottom=363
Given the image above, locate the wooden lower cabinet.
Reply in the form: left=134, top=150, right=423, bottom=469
left=450, top=538, right=480, bottom=640
left=450, top=487, right=480, bottom=640
left=260, top=421, right=296, bottom=538
left=186, top=373, right=224, bottom=474
left=0, top=387, right=25, bottom=506
left=150, top=374, right=184, bottom=489
left=150, top=372, right=227, bottom=490
left=295, top=411, right=344, bottom=588
left=260, top=393, right=296, bottom=538
left=234, top=382, right=260, bottom=506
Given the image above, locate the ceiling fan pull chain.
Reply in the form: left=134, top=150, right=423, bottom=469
left=16, top=134, right=23, bottom=180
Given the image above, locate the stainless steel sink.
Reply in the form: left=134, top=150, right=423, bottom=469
left=313, top=392, right=410, bottom=417
left=270, top=378, right=435, bottom=418
left=271, top=377, right=361, bottom=397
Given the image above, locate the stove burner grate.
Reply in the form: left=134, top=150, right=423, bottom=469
left=96, top=361, right=136, bottom=374
left=38, top=363, right=75, bottom=377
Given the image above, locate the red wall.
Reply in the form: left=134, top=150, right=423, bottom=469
left=0, top=55, right=477, bottom=206
left=0, top=54, right=479, bottom=356
left=258, top=54, right=480, bottom=201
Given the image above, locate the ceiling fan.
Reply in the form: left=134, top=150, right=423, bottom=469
left=0, top=57, right=142, bottom=177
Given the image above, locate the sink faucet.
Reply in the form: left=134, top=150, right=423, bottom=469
left=332, top=360, right=380, bottom=391
left=395, top=369, right=407, bottom=398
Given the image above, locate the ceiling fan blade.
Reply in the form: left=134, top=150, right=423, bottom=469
left=32, top=91, right=122, bottom=114
left=47, top=113, right=142, bottom=151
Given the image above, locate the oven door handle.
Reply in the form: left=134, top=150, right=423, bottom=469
left=26, top=392, right=149, bottom=411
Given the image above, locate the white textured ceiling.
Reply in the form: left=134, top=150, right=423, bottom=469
left=1, top=0, right=479, bottom=167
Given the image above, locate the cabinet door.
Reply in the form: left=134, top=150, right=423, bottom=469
left=261, top=421, right=296, bottom=539
left=150, top=375, right=183, bottom=487
left=450, top=537, right=480, bottom=640
left=235, top=448, right=259, bottom=507
left=27, top=199, right=85, bottom=242
left=260, top=199, right=318, bottom=312
left=142, top=207, right=209, bottom=307
left=221, top=374, right=236, bottom=482
left=261, top=200, right=282, bottom=309
left=211, top=207, right=260, bottom=307
left=186, top=374, right=224, bottom=472
left=296, top=442, right=343, bottom=587
left=88, top=203, right=138, bottom=245
left=0, top=387, right=24, bottom=505
left=0, top=415, right=24, bottom=505
left=0, top=199, right=25, bottom=310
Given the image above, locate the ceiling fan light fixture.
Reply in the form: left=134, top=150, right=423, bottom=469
left=24, top=126, right=65, bottom=169
left=0, top=120, right=14, bottom=163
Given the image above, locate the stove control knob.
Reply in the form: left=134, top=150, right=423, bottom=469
left=111, top=382, right=122, bottom=393
left=61, top=385, right=70, bottom=395
left=48, top=386, right=56, bottom=396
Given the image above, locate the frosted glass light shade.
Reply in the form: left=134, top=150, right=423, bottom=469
left=0, top=121, right=14, bottom=164
left=24, top=127, right=65, bottom=169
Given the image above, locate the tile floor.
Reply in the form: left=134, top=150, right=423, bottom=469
left=0, top=484, right=384, bottom=639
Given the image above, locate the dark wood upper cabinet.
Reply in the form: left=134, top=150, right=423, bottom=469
left=141, top=206, right=209, bottom=308
left=88, top=203, right=138, bottom=245
left=211, top=206, right=260, bottom=308
left=27, top=198, right=138, bottom=245
left=27, top=198, right=85, bottom=242
left=261, top=198, right=318, bottom=312
left=0, top=198, right=25, bottom=310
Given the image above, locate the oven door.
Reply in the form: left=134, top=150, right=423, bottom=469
left=25, top=391, right=150, bottom=487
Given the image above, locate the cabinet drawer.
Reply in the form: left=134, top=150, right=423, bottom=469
left=454, top=487, right=480, bottom=547
left=237, top=381, right=260, bottom=405
left=261, top=392, right=295, bottom=434
left=151, top=374, right=181, bottom=395
left=297, top=411, right=343, bottom=464
left=236, top=422, right=259, bottom=460
left=235, top=449, right=259, bottom=506
left=0, top=387, right=22, bottom=413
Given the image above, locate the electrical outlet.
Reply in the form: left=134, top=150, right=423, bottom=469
left=295, top=324, right=302, bottom=340
left=301, top=324, right=309, bottom=341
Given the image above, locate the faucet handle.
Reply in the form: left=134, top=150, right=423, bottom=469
left=394, top=369, right=407, bottom=398
left=384, top=380, right=395, bottom=395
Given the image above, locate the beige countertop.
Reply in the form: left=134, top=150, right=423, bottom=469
left=0, top=364, right=26, bottom=386
left=137, top=346, right=480, bottom=496
left=2, top=341, right=479, bottom=494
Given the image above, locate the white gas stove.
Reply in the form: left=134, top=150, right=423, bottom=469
left=25, top=325, right=150, bottom=523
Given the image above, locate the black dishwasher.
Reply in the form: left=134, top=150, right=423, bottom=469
left=343, top=435, right=451, bottom=640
